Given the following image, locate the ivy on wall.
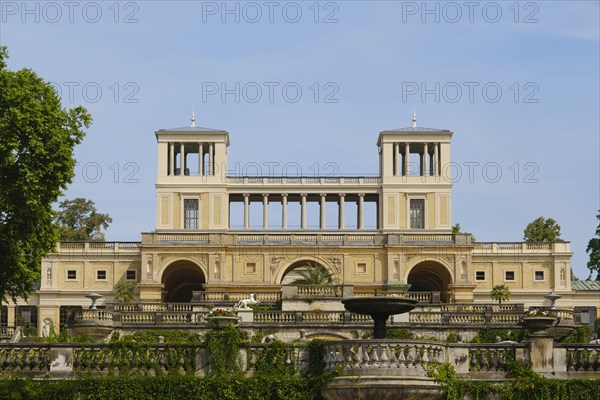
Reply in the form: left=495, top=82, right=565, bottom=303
left=429, top=362, right=600, bottom=400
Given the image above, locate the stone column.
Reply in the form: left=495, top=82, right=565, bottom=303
left=301, top=194, right=307, bottom=229
left=404, top=143, right=410, bottom=176
left=281, top=194, right=288, bottom=230
left=199, top=142, right=204, bottom=176
left=180, top=143, right=185, bottom=175
left=208, top=143, right=214, bottom=175
left=169, top=142, right=175, bottom=176
left=434, top=142, right=439, bottom=176
left=393, top=143, right=399, bottom=176
left=262, top=194, right=269, bottom=229
left=423, top=143, right=429, bottom=177
left=358, top=194, right=365, bottom=230
left=338, top=194, right=345, bottom=229
left=320, top=194, right=327, bottom=229
left=243, top=194, right=250, bottom=229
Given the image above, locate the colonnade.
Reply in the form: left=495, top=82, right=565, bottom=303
left=167, top=142, right=215, bottom=176
left=238, top=193, right=373, bottom=230
left=393, top=142, right=440, bottom=177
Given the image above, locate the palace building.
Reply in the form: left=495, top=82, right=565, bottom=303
left=2, top=116, right=598, bottom=338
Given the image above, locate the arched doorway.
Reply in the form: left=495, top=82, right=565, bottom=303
left=280, top=260, right=334, bottom=285
left=407, top=261, right=452, bottom=303
left=161, top=260, right=206, bottom=302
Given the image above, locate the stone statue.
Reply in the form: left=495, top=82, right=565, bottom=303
left=42, top=318, right=53, bottom=338
left=234, top=293, right=259, bottom=309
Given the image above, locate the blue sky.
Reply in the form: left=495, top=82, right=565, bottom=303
left=1, top=1, right=599, bottom=279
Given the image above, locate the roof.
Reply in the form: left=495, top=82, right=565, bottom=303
left=384, top=127, right=451, bottom=132
left=157, top=127, right=227, bottom=133
left=571, top=280, right=600, bottom=291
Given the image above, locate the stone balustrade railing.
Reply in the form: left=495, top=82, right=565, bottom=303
left=56, top=242, right=141, bottom=252
left=74, top=307, right=540, bottom=328
left=0, top=345, right=51, bottom=375
left=297, top=285, right=343, bottom=297
left=560, top=344, right=600, bottom=372
left=192, top=291, right=282, bottom=303
left=76, top=310, right=388, bottom=326
left=225, top=176, right=381, bottom=185
left=1, top=342, right=597, bottom=380
left=467, top=344, right=519, bottom=372
left=0, top=327, right=15, bottom=340
left=324, top=340, right=446, bottom=375
left=410, top=311, right=524, bottom=325
left=141, top=232, right=477, bottom=246
left=113, top=303, right=194, bottom=312
left=441, top=303, right=523, bottom=313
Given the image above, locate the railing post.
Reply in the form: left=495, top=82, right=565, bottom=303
left=343, top=311, right=353, bottom=324
left=295, top=312, right=303, bottom=323
left=155, top=313, right=163, bottom=324
left=484, top=312, right=492, bottom=324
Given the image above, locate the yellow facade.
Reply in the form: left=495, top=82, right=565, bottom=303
left=4, top=122, right=597, bottom=337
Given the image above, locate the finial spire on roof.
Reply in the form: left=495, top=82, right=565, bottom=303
left=190, top=108, right=196, bottom=128
left=412, top=109, right=417, bottom=128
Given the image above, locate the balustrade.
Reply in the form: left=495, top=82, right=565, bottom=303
left=0, top=345, right=50, bottom=374
left=468, top=345, right=517, bottom=372
left=563, top=345, right=600, bottom=371
left=324, top=340, right=446, bottom=374
left=297, top=285, right=342, bottom=297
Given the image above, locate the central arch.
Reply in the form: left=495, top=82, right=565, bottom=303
left=280, top=259, right=334, bottom=285
left=406, top=260, right=452, bottom=302
left=161, top=260, right=206, bottom=302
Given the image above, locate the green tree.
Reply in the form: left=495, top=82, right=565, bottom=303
left=490, top=284, right=511, bottom=304
left=451, top=223, right=461, bottom=234
left=523, top=217, right=561, bottom=243
left=586, top=210, right=600, bottom=280
left=113, top=282, right=137, bottom=304
left=291, top=262, right=334, bottom=285
left=0, top=47, right=91, bottom=302
left=55, top=197, right=112, bottom=241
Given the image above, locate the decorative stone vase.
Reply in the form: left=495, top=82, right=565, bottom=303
left=206, top=316, right=239, bottom=328
left=522, top=317, right=557, bottom=333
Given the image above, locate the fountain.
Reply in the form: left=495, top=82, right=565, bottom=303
left=342, top=296, right=418, bottom=338
left=85, top=292, right=103, bottom=310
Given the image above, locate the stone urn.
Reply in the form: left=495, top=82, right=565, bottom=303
left=206, top=316, right=239, bottom=328
left=522, top=317, right=557, bottom=333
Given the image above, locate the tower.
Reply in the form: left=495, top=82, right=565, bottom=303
left=154, top=118, right=230, bottom=231
left=377, top=117, right=453, bottom=231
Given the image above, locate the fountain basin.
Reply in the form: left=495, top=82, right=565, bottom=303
left=342, top=297, right=418, bottom=339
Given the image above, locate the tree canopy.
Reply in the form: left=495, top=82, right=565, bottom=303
left=586, top=210, right=600, bottom=280
left=490, top=284, right=511, bottom=304
left=523, top=217, right=561, bottom=243
left=291, top=262, right=334, bottom=285
left=55, top=198, right=112, bottom=241
left=0, top=47, right=91, bottom=302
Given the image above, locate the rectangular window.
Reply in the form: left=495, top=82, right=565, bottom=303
left=534, top=270, right=545, bottom=281
left=356, top=262, right=367, bottom=274
left=475, top=271, right=486, bottom=281
left=0, top=306, right=7, bottom=327
left=96, top=270, right=107, bottom=280
left=505, top=271, right=515, bottom=281
left=67, top=270, right=77, bottom=280
left=16, top=306, right=38, bottom=330
left=245, top=262, right=256, bottom=274
left=59, top=306, right=82, bottom=329
left=126, top=270, right=137, bottom=281
left=410, top=199, right=425, bottom=229
left=184, top=199, right=199, bottom=229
